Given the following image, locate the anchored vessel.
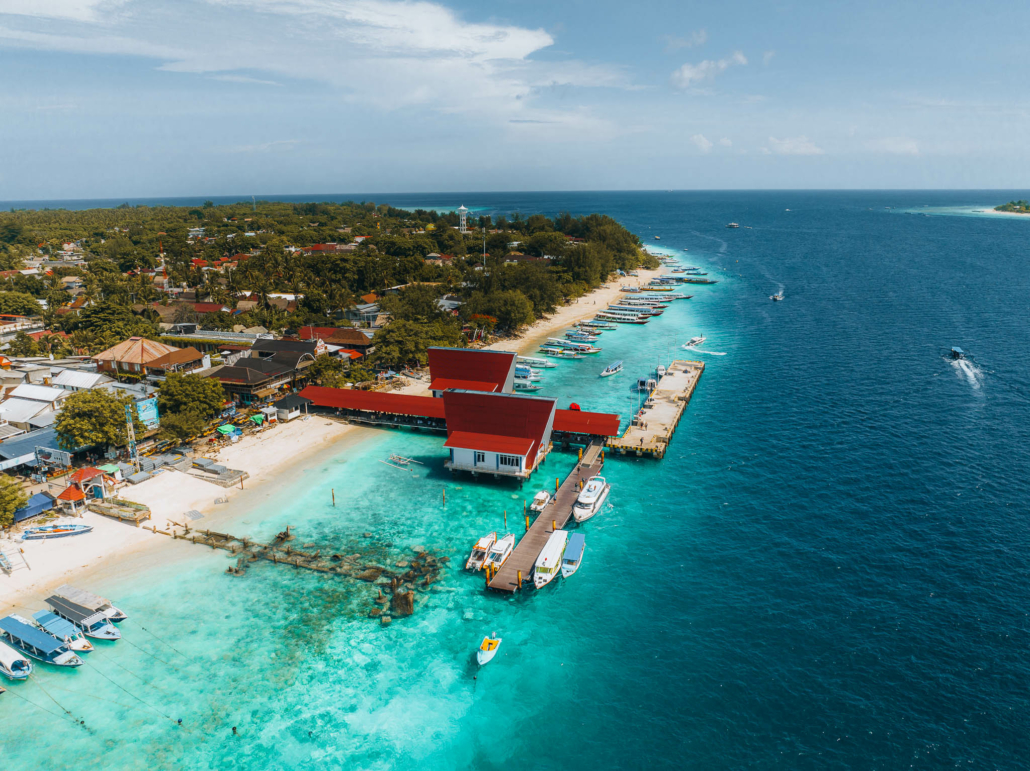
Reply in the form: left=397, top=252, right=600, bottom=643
left=55, top=584, right=128, bottom=623
left=533, top=530, right=569, bottom=588
left=573, top=476, right=611, bottom=522
left=0, top=639, right=33, bottom=680
left=0, top=616, right=83, bottom=667
left=530, top=490, right=552, bottom=512
left=466, top=533, right=497, bottom=571
left=477, top=634, right=501, bottom=665
left=484, top=534, right=516, bottom=571
left=561, top=532, right=586, bottom=578
left=30, top=611, right=94, bottom=653
left=516, top=356, right=556, bottom=369
left=45, top=595, right=122, bottom=641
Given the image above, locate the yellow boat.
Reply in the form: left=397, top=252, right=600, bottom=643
left=477, top=634, right=501, bottom=665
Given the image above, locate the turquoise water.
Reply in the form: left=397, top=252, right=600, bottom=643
left=4, top=191, right=1030, bottom=768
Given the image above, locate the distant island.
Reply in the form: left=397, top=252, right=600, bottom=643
left=994, top=200, right=1030, bottom=214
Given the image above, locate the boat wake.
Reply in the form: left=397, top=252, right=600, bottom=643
left=689, top=230, right=728, bottom=253
left=950, top=358, right=984, bottom=390
left=692, top=349, right=727, bottom=356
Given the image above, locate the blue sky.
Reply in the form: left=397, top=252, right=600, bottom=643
left=0, top=0, right=1027, bottom=199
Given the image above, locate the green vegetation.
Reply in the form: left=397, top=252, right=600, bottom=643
left=156, top=372, right=226, bottom=442
left=54, top=389, right=145, bottom=450
left=0, top=475, right=29, bottom=530
left=995, top=200, right=1030, bottom=213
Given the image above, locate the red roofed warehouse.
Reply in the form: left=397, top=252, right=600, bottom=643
left=427, top=347, right=517, bottom=397
left=442, top=389, right=555, bottom=479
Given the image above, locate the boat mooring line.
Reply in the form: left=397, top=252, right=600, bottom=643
left=126, top=621, right=190, bottom=660
left=27, top=672, right=76, bottom=718
left=118, top=635, right=184, bottom=672
left=82, top=658, right=174, bottom=721
left=4, top=683, right=85, bottom=728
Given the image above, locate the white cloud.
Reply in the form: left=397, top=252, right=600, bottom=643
left=690, top=133, right=713, bottom=153
left=670, top=51, right=746, bottom=89
left=229, top=139, right=300, bottom=153
left=866, top=137, right=919, bottom=155
left=210, top=74, right=281, bottom=86
left=766, top=136, right=824, bottom=155
left=762, top=50, right=775, bottom=66
left=719, top=137, right=732, bottom=147
left=661, top=29, right=706, bottom=52
left=0, top=0, right=123, bottom=22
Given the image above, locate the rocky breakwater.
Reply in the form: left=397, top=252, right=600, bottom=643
left=359, top=546, right=449, bottom=626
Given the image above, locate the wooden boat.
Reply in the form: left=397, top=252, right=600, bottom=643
left=561, top=532, right=586, bottom=578
left=54, top=584, right=127, bottom=623
left=0, top=639, right=33, bottom=680
left=21, top=523, right=93, bottom=540
left=483, top=534, right=515, bottom=571
left=0, top=616, right=82, bottom=667
left=573, top=477, right=611, bottom=522
left=466, top=532, right=497, bottom=571
left=516, top=356, right=556, bottom=369
left=533, top=530, right=568, bottom=589
left=477, top=634, right=501, bottom=665
left=600, top=360, right=623, bottom=377
left=45, top=595, right=121, bottom=641
left=31, top=611, right=94, bottom=653
left=513, top=380, right=542, bottom=392
left=529, top=491, right=552, bottom=512
left=950, top=347, right=964, bottom=360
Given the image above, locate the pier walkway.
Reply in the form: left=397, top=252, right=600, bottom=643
left=488, top=438, right=605, bottom=592
left=608, top=360, right=704, bottom=459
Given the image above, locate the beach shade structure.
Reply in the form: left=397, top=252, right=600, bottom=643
left=250, top=414, right=264, bottom=425
left=13, top=491, right=56, bottom=523
left=216, top=424, right=238, bottom=436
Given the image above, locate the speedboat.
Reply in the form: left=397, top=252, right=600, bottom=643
left=683, top=336, right=706, bottom=348
left=45, top=595, right=121, bottom=640
left=484, top=534, right=515, bottom=571
left=573, top=476, right=611, bottom=523
left=0, top=640, right=32, bottom=680
left=30, top=611, right=94, bottom=653
left=533, top=530, right=568, bottom=589
left=477, top=634, right=501, bottom=665
left=600, top=360, right=623, bottom=377
left=770, top=293, right=784, bottom=301
left=0, top=616, right=82, bottom=667
left=54, top=584, right=128, bottom=623
left=561, top=532, right=586, bottom=578
left=466, top=532, right=497, bottom=571
left=950, top=347, right=964, bottom=360
left=529, top=491, right=552, bottom=512
left=656, top=364, right=666, bottom=378
left=726, top=222, right=739, bottom=228
left=21, top=523, right=93, bottom=540
left=637, top=376, right=657, bottom=392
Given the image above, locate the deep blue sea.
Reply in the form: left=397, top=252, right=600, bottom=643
left=3, top=191, right=1030, bottom=769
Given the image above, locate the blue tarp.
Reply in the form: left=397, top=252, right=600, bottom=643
left=0, top=615, right=64, bottom=655
left=13, top=492, right=55, bottom=523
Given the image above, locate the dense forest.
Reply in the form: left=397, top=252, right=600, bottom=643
left=0, top=200, right=656, bottom=366
left=994, top=200, right=1029, bottom=213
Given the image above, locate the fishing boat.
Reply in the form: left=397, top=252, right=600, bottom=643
left=770, top=292, right=784, bottom=301
left=682, top=277, right=719, bottom=284
left=484, top=534, right=516, bottom=571
left=0, top=639, right=32, bottom=680
left=683, top=335, right=706, bottom=348
left=21, top=523, right=93, bottom=541
left=726, top=222, right=740, bottom=228
left=529, top=491, right=552, bottom=512
left=542, top=348, right=580, bottom=359
left=513, top=380, right=542, bottom=392
left=565, top=331, right=599, bottom=343
left=533, top=530, right=569, bottom=589
left=54, top=584, right=128, bottom=624
left=517, top=356, right=556, bottom=369
left=580, top=320, right=616, bottom=330
left=573, top=476, right=611, bottom=523
left=549, top=338, right=601, bottom=355
left=950, top=347, right=964, bottom=360
left=620, top=285, right=641, bottom=293
left=561, top=532, right=586, bottom=578
left=45, top=595, right=121, bottom=641
left=30, top=611, right=94, bottom=653
left=600, top=360, right=623, bottom=377
left=0, top=616, right=82, bottom=667
left=465, top=532, right=497, bottom=571
left=477, top=634, right=501, bottom=665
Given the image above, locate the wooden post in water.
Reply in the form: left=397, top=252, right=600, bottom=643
left=555, top=477, right=559, bottom=494
left=525, top=515, right=530, bottom=532
left=504, top=509, right=507, bottom=529
left=443, top=488, right=446, bottom=504
left=552, top=519, right=556, bottom=532
left=517, top=570, right=522, bottom=589
left=332, top=489, right=335, bottom=506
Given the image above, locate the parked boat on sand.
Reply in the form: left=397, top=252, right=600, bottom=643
left=21, top=523, right=93, bottom=541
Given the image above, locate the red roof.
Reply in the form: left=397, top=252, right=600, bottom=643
left=441, top=390, right=555, bottom=470
left=338, top=349, right=363, bottom=359
left=427, top=348, right=515, bottom=394
left=443, top=431, right=534, bottom=456
left=429, top=378, right=500, bottom=393
left=69, top=467, right=103, bottom=483
left=300, top=386, right=446, bottom=418
left=28, top=330, right=70, bottom=341
left=57, top=486, right=86, bottom=502
left=298, top=326, right=340, bottom=341
left=192, top=303, right=228, bottom=314
left=553, top=409, right=621, bottom=437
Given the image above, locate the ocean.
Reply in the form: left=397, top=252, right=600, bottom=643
left=3, top=191, right=1030, bottom=769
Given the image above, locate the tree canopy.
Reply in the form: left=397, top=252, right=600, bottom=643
left=55, top=389, right=145, bottom=450
left=0, top=475, right=29, bottom=530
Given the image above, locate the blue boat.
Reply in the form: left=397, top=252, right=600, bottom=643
left=561, top=533, right=586, bottom=578
left=31, top=611, right=95, bottom=653
left=45, top=596, right=121, bottom=641
left=21, top=523, right=93, bottom=541
left=0, top=616, right=82, bottom=667
left=950, top=347, right=965, bottom=360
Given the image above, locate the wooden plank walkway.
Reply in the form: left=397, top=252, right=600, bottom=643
left=488, top=438, right=605, bottom=592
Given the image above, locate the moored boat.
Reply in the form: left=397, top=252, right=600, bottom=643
left=529, top=491, right=552, bottom=512
left=477, top=634, right=501, bottom=665
left=533, top=530, right=569, bottom=588
left=600, top=360, right=623, bottom=377
left=513, top=380, right=542, bottom=392
left=0, top=616, right=82, bottom=667
left=484, top=534, right=516, bottom=571
left=45, top=596, right=121, bottom=641
left=517, top=356, right=556, bottom=369
left=21, top=523, right=93, bottom=541
left=573, top=476, right=611, bottom=522
left=466, top=532, right=497, bottom=571
left=30, top=611, right=94, bottom=653
left=656, top=364, right=666, bottom=377
left=637, top=376, right=658, bottom=393
left=561, top=532, right=586, bottom=578
left=54, top=584, right=127, bottom=623
left=0, top=639, right=33, bottom=680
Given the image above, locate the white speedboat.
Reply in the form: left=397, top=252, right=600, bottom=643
left=529, top=491, right=552, bottom=512
left=533, top=530, right=568, bottom=588
left=637, top=376, right=657, bottom=392
left=600, top=360, right=623, bottom=377
left=484, top=534, right=515, bottom=571
left=477, top=634, right=501, bottom=665
left=683, top=336, right=706, bottom=348
left=656, top=364, right=666, bottom=377
left=561, top=532, right=586, bottom=578
left=466, top=532, right=497, bottom=571
left=0, top=639, right=32, bottom=680
left=573, top=476, right=611, bottom=522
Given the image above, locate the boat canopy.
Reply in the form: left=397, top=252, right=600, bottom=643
left=566, top=532, right=586, bottom=559
left=0, top=616, right=64, bottom=655
left=607, top=360, right=623, bottom=369
left=31, top=610, right=79, bottom=638
left=46, top=596, right=109, bottom=628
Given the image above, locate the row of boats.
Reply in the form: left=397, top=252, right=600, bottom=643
left=0, top=585, right=127, bottom=679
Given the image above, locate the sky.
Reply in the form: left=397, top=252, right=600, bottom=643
left=0, top=0, right=1028, bottom=199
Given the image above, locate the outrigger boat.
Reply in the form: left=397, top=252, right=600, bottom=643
left=0, top=616, right=82, bottom=667
left=31, top=611, right=94, bottom=653
left=600, top=360, right=623, bottom=377
left=517, top=356, right=556, bottom=369
left=548, top=338, right=601, bottom=355
left=54, top=584, right=128, bottom=623
left=0, top=639, right=32, bottom=680
left=579, top=320, right=616, bottom=330
left=484, top=534, right=516, bottom=571
left=21, top=523, right=93, bottom=541
left=561, top=532, right=586, bottom=578
left=529, top=491, right=552, bottom=512
left=514, top=366, right=541, bottom=381
left=513, top=380, right=542, bottom=392
left=573, top=476, right=611, bottom=523
left=466, top=532, right=497, bottom=571
left=477, top=634, right=501, bottom=665
left=533, top=530, right=568, bottom=589
left=45, top=595, right=121, bottom=640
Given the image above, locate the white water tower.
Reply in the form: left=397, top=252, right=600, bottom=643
left=457, top=204, right=468, bottom=234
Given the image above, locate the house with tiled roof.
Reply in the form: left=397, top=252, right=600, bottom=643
left=92, top=336, right=181, bottom=376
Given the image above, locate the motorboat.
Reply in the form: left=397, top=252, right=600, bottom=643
left=770, top=293, right=784, bottom=301
left=580, top=320, right=616, bottom=330
left=656, top=364, right=666, bottom=378
left=21, top=523, right=93, bottom=540
left=637, top=376, right=658, bottom=393
left=45, top=595, right=121, bottom=641
left=541, top=348, right=580, bottom=359
left=54, top=584, right=127, bottom=623
left=484, top=534, right=516, bottom=571
left=573, top=476, right=611, bottom=522
left=466, top=532, right=497, bottom=571
left=533, top=530, right=569, bottom=589
left=514, top=367, right=540, bottom=381
left=682, top=277, right=718, bottom=284
left=561, top=532, right=586, bottom=578
left=517, top=356, right=556, bottom=369
left=600, top=360, right=623, bottom=377
left=0, top=640, right=32, bottom=680
left=30, top=611, right=94, bottom=653
left=513, top=380, right=542, bottom=392
left=683, top=336, right=706, bottom=348
left=549, top=338, right=601, bottom=355
left=0, top=616, right=82, bottom=667
left=529, top=491, right=552, bottom=512
left=726, top=222, right=739, bottom=228
left=565, top=332, right=599, bottom=343
left=950, top=347, right=964, bottom=360
left=477, top=634, right=501, bottom=665
left=654, top=235, right=660, bottom=240
left=620, top=285, right=641, bottom=293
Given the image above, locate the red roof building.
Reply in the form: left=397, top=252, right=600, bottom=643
left=427, top=347, right=517, bottom=396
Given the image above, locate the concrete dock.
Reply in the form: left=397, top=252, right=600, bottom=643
left=607, top=360, right=704, bottom=459
left=488, top=439, right=605, bottom=592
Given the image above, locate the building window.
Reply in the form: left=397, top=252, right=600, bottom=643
left=498, top=454, right=520, bottom=468
left=474, top=452, right=485, bottom=464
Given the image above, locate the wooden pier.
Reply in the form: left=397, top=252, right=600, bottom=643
left=488, top=438, right=605, bottom=592
left=607, top=360, right=704, bottom=459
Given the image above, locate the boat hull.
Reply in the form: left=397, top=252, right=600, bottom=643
left=22, top=525, right=93, bottom=540
left=573, top=484, right=611, bottom=522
